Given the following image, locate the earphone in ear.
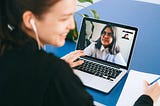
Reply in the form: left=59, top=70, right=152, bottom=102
left=30, top=19, right=41, bottom=50
left=30, top=19, right=37, bottom=33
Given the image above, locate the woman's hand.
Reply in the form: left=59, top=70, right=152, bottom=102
left=143, top=80, right=160, bottom=102
left=61, top=50, right=85, bottom=68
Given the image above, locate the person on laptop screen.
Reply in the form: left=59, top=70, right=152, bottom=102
left=84, top=24, right=126, bottom=66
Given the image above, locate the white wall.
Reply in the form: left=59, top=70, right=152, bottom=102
left=76, top=0, right=102, bottom=12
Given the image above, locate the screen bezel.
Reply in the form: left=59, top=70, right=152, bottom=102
left=76, top=17, right=138, bottom=69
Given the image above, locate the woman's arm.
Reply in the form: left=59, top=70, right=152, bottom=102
left=134, top=95, right=153, bottom=106
left=134, top=81, right=160, bottom=106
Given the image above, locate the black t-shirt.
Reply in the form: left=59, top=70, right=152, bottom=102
left=0, top=43, right=94, bottom=106
left=0, top=42, right=153, bottom=106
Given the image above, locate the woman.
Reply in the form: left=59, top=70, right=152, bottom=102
left=84, top=24, right=126, bottom=66
left=0, top=0, right=160, bottom=106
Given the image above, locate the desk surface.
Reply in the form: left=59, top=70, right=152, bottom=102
left=46, top=0, right=160, bottom=106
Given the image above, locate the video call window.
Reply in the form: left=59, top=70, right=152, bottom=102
left=82, top=20, right=136, bottom=67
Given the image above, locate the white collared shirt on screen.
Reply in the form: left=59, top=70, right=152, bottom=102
left=84, top=42, right=126, bottom=66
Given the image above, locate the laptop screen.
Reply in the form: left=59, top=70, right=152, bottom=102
left=76, top=17, right=138, bottom=69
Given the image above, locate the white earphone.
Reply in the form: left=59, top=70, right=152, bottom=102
left=30, top=19, right=37, bottom=33
left=30, top=19, right=41, bottom=50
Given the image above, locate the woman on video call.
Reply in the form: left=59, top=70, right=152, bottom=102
left=84, top=24, right=127, bottom=66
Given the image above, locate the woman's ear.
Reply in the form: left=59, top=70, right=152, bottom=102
left=22, top=11, right=35, bottom=30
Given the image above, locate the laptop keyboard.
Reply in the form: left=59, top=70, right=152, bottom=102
left=74, top=59, right=122, bottom=81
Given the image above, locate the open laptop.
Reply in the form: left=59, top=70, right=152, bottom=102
left=73, top=17, right=138, bottom=93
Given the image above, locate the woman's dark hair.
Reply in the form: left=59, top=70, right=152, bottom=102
left=0, top=0, right=59, bottom=55
left=95, top=24, right=120, bottom=55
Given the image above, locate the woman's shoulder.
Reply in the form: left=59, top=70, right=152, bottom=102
left=36, top=50, right=71, bottom=72
left=91, top=41, right=97, bottom=45
left=3, top=48, right=70, bottom=74
left=85, top=42, right=97, bottom=48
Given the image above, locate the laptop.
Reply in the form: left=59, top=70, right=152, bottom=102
left=73, top=17, right=138, bottom=93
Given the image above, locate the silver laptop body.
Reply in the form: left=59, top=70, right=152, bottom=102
left=73, top=17, right=138, bottom=93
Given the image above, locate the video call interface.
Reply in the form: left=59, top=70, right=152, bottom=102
left=78, top=19, right=137, bottom=67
